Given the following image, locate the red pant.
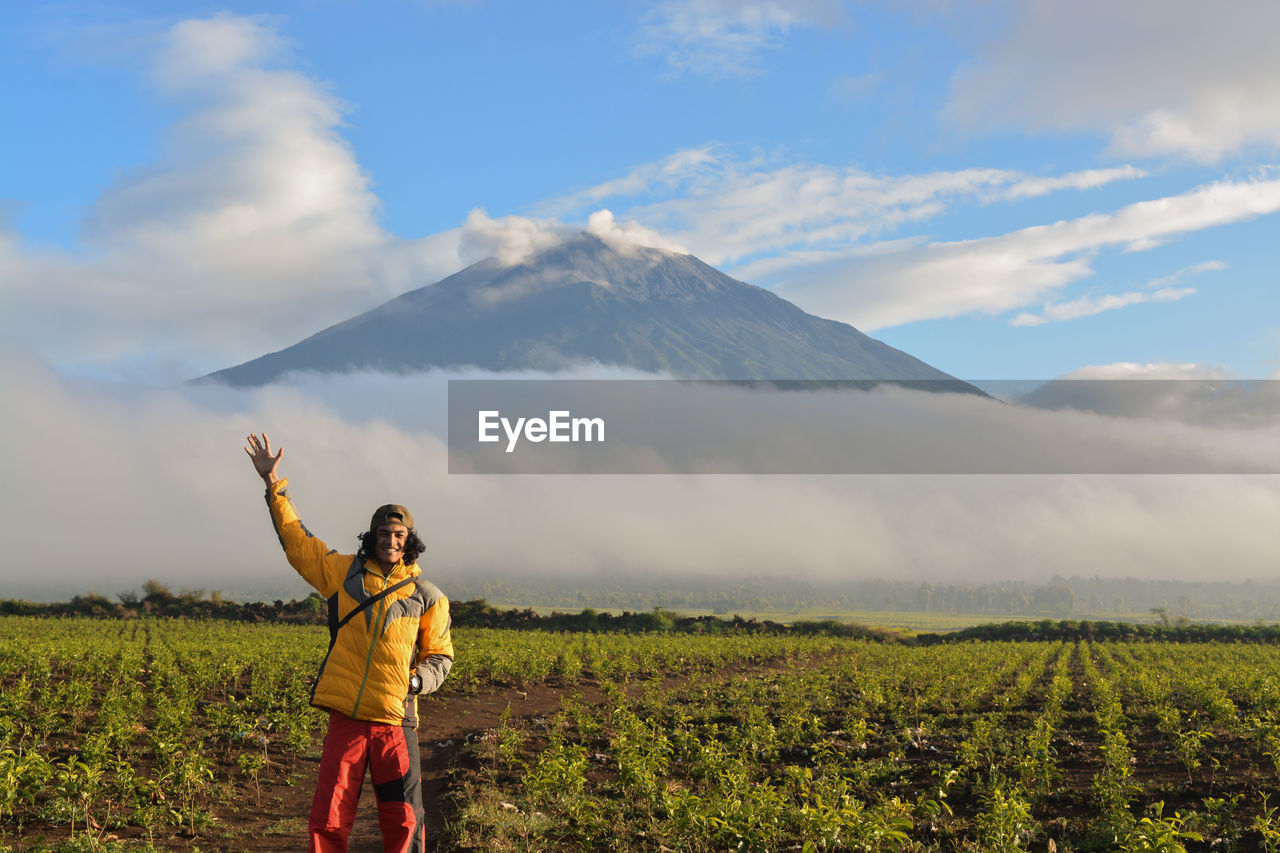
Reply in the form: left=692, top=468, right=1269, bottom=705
left=309, top=709, right=425, bottom=853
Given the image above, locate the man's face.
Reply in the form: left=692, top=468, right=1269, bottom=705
left=375, top=523, right=409, bottom=567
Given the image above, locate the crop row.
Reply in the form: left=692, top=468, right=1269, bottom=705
left=7, top=617, right=1280, bottom=851
left=450, top=639, right=1280, bottom=852
left=0, top=616, right=837, bottom=848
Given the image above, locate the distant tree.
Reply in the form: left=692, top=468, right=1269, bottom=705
left=142, top=580, right=174, bottom=602
left=71, top=594, right=113, bottom=616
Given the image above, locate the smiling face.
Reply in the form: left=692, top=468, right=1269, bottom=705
left=374, top=523, right=409, bottom=570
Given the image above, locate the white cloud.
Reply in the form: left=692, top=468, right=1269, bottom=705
left=0, top=17, right=1166, bottom=383
left=1011, top=260, right=1224, bottom=326
left=6, top=9, right=1270, bottom=388
left=770, top=176, right=1280, bottom=330
left=1136, top=260, right=1228, bottom=292
left=3, top=350, right=1277, bottom=601
left=84, top=14, right=383, bottom=269
left=152, top=13, right=285, bottom=84
left=633, top=0, right=843, bottom=79
left=539, top=145, right=722, bottom=214
left=944, top=0, right=1280, bottom=162
left=585, top=209, right=688, bottom=255
left=0, top=15, right=465, bottom=381
left=551, top=148, right=1147, bottom=268
left=1011, top=287, right=1195, bottom=327
left=1000, top=166, right=1148, bottom=201
left=637, top=163, right=1005, bottom=264
left=457, top=209, right=570, bottom=267
left=1062, top=362, right=1234, bottom=380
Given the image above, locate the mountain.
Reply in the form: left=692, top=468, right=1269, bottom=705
left=200, top=235, right=965, bottom=386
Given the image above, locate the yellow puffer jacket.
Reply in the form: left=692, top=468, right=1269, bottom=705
left=266, top=479, right=454, bottom=727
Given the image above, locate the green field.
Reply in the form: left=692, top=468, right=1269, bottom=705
left=4, top=616, right=1280, bottom=851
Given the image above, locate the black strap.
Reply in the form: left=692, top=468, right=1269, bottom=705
left=328, top=576, right=417, bottom=647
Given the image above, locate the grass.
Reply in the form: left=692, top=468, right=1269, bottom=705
left=260, top=818, right=306, bottom=836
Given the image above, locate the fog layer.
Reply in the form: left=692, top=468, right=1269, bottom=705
left=4, top=352, right=1276, bottom=601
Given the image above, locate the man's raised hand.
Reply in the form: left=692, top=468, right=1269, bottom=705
left=245, top=433, right=283, bottom=485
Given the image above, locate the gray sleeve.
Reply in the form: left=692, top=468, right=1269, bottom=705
left=414, top=653, right=453, bottom=694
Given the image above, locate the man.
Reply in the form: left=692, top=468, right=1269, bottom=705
left=245, top=432, right=453, bottom=853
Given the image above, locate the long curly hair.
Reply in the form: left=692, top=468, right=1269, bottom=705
left=356, top=527, right=427, bottom=566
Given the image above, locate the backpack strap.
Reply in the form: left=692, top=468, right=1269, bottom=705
left=311, top=558, right=417, bottom=704
left=327, top=571, right=417, bottom=649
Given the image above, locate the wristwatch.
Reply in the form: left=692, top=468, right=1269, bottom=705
left=409, top=673, right=423, bottom=694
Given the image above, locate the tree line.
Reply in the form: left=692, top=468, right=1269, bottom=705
left=0, top=585, right=897, bottom=639
left=441, top=574, right=1280, bottom=621
left=8, top=584, right=1280, bottom=645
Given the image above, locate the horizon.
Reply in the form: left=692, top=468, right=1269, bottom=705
left=13, top=573, right=1280, bottom=627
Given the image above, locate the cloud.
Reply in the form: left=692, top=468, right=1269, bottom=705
left=632, top=0, right=844, bottom=79
left=457, top=209, right=570, bottom=267
left=585, top=209, right=688, bottom=255
left=640, top=163, right=1005, bottom=264
left=1161, top=259, right=1228, bottom=279
left=1061, top=362, right=1234, bottom=380
left=0, top=14, right=463, bottom=381
left=83, top=14, right=384, bottom=282
left=7, top=9, right=1271, bottom=394
left=1011, top=260, right=1224, bottom=326
left=550, top=147, right=1148, bottom=268
left=999, top=166, right=1148, bottom=201
left=539, top=146, right=722, bottom=214
left=3, top=349, right=1277, bottom=601
left=0, top=13, right=1165, bottom=383
left=944, top=0, right=1280, bottom=162
left=452, top=207, right=688, bottom=270
left=1010, top=287, right=1195, bottom=327
left=769, top=176, right=1280, bottom=330
left=1011, top=363, right=1280, bottom=428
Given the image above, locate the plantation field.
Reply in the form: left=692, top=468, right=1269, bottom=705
left=4, top=617, right=1280, bottom=851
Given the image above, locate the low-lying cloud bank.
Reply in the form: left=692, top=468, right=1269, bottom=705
left=4, top=351, right=1276, bottom=602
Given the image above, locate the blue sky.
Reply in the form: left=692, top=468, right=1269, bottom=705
left=4, top=1, right=1278, bottom=384
left=1, top=2, right=1278, bottom=597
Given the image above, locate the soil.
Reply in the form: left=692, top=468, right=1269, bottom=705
left=255, top=682, right=584, bottom=852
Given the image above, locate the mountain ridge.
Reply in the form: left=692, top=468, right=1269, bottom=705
left=200, top=235, right=965, bottom=386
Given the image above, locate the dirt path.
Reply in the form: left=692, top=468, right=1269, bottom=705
left=43, top=654, right=826, bottom=851
left=345, top=657, right=817, bottom=851
left=344, top=681, right=597, bottom=851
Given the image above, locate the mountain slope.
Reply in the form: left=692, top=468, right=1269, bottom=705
left=201, top=236, right=962, bottom=385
